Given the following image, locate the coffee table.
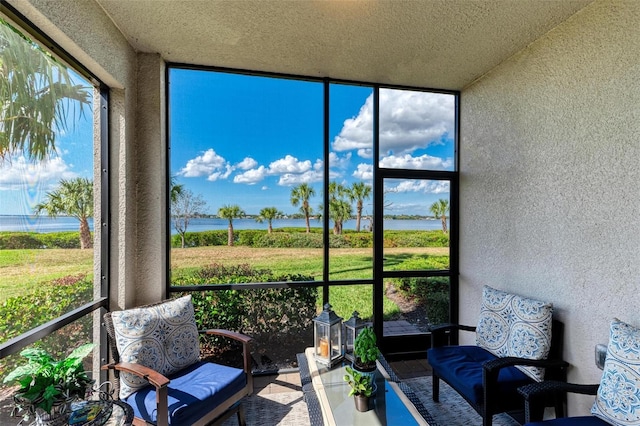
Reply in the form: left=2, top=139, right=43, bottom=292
left=297, top=348, right=434, bottom=426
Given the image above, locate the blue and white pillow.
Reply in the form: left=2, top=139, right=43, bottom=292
left=111, top=296, right=200, bottom=399
left=476, top=285, right=553, bottom=381
left=591, top=319, right=640, bottom=425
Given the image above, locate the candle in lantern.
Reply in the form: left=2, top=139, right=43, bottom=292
left=319, top=337, right=329, bottom=357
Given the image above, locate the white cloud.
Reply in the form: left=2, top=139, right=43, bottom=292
left=277, top=170, right=323, bottom=186
left=179, top=149, right=233, bottom=180
left=332, top=90, right=455, bottom=156
left=206, top=164, right=234, bottom=181
left=0, top=156, right=77, bottom=191
left=357, top=148, right=373, bottom=159
left=379, top=154, right=453, bottom=170
left=352, top=163, right=373, bottom=181
left=237, top=157, right=257, bottom=170
left=329, top=152, right=351, bottom=169
left=268, top=155, right=312, bottom=174
left=230, top=155, right=327, bottom=186
left=261, top=186, right=268, bottom=190
left=388, top=180, right=450, bottom=194
left=233, top=166, right=267, bottom=184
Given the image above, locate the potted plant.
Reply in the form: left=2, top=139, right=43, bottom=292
left=353, top=326, right=380, bottom=374
left=343, top=365, right=375, bottom=412
left=3, top=343, right=95, bottom=425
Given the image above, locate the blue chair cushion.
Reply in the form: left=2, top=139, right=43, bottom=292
left=525, top=416, right=611, bottom=425
left=124, top=360, right=247, bottom=425
left=428, top=345, right=533, bottom=404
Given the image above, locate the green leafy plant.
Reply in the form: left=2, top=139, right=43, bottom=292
left=343, top=365, right=374, bottom=397
left=3, top=343, right=94, bottom=420
left=353, top=326, right=380, bottom=370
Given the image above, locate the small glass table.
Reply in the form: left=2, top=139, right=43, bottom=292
left=299, top=348, right=432, bottom=426
left=68, top=400, right=133, bottom=426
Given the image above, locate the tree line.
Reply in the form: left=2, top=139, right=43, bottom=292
left=171, top=180, right=449, bottom=249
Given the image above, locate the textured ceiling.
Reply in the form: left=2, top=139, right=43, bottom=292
left=95, top=0, right=592, bottom=90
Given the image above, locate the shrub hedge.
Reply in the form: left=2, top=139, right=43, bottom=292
left=0, top=231, right=82, bottom=249
left=170, top=229, right=449, bottom=249
left=172, top=263, right=318, bottom=335
left=0, top=274, right=93, bottom=376
left=395, top=276, right=450, bottom=325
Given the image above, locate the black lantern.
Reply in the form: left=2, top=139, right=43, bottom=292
left=343, top=311, right=368, bottom=362
left=312, top=303, right=343, bottom=366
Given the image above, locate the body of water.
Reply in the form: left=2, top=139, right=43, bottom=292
left=0, top=215, right=448, bottom=234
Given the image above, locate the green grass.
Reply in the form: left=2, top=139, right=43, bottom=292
left=327, top=285, right=400, bottom=321
left=0, top=249, right=93, bottom=301
left=1, top=246, right=450, bottom=317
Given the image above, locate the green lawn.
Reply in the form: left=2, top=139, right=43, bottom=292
left=0, top=248, right=93, bottom=301
left=1, top=246, right=449, bottom=318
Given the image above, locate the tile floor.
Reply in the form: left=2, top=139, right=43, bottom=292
left=253, top=358, right=432, bottom=395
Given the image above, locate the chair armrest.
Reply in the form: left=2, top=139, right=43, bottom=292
left=430, top=323, right=476, bottom=348
left=201, top=328, right=253, bottom=344
left=102, top=362, right=170, bottom=426
left=200, top=329, right=254, bottom=395
left=430, top=323, right=476, bottom=333
left=517, top=380, right=599, bottom=423
left=102, top=362, right=170, bottom=388
left=518, top=380, right=599, bottom=400
left=482, top=357, right=569, bottom=424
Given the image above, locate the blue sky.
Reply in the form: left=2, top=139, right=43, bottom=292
left=0, top=72, right=94, bottom=216
left=169, top=69, right=455, bottom=216
left=0, top=68, right=455, bottom=217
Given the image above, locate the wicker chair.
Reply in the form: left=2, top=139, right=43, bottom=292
left=102, top=296, right=253, bottom=426
left=519, top=319, right=640, bottom=426
left=518, top=381, right=602, bottom=425
left=427, top=286, right=568, bottom=426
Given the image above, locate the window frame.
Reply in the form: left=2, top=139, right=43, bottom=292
left=0, top=3, right=110, bottom=363
left=165, top=64, right=459, bottom=352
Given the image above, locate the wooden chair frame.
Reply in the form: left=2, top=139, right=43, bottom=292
left=102, top=304, right=253, bottom=426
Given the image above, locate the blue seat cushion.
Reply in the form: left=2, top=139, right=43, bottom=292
left=428, top=345, right=533, bottom=405
left=526, top=416, right=611, bottom=426
left=124, top=360, right=247, bottom=425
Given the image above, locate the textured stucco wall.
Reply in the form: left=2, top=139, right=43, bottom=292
left=460, top=0, right=640, bottom=415
left=135, top=53, right=167, bottom=305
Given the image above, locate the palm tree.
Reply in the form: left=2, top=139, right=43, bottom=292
left=256, top=207, right=282, bottom=233
left=327, top=181, right=349, bottom=235
left=169, top=175, right=184, bottom=204
left=218, top=204, right=245, bottom=246
left=0, top=19, right=90, bottom=162
left=34, top=178, right=93, bottom=249
left=429, top=198, right=449, bottom=233
left=329, top=198, right=352, bottom=235
left=290, top=183, right=315, bottom=233
left=349, top=182, right=372, bottom=232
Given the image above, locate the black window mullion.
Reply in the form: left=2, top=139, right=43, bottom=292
left=322, top=79, right=330, bottom=304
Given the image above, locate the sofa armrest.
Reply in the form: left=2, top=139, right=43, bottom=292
left=517, top=380, right=599, bottom=423
left=483, top=356, right=569, bottom=374
left=430, top=323, right=476, bottom=348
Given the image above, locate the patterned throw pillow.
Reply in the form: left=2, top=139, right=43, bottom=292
left=111, top=295, right=200, bottom=399
left=591, top=318, right=640, bottom=425
left=476, top=285, right=553, bottom=381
